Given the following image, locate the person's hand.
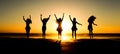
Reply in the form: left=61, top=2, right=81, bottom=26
left=95, top=24, right=97, bottom=26
left=69, top=15, right=71, bottom=17
left=63, top=13, right=65, bottom=15
left=40, top=14, right=42, bottom=16
left=23, top=16, right=24, bottom=18
left=29, top=15, right=31, bottom=17
left=29, top=15, right=31, bottom=19
left=81, top=24, right=82, bottom=26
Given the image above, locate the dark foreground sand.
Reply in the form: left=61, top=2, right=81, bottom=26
left=0, top=38, right=120, bottom=54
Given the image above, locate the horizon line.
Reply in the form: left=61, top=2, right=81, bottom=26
left=0, top=32, right=120, bottom=34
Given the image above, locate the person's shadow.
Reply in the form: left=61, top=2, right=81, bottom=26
left=53, top=40, right=61, bottom=54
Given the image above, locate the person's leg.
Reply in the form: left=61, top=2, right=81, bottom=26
left=89, top=30, right=92, bottom=39
left=58, top=31, right=60, bottom=39
left=60, top=32, right=62, bottom=40
left=58, top=32, right=61, bottom=40
left=75, top=30, right=76, bottom=40
left=43, top=30, right=45, bottom=39
left=44, top=27, right=46, bottom=38
left=26, top=29, right=30, bottom=39
left=72, top=30, right=74, bottom=38
left=26, top=30, right=28, bottom=39
left=42, top=30, right=44, bottom=38
left=89, top=30, right=91, bottom=39
left=44, top=30, right=46, bottom=38
left=91, top=30, right=93, bottom=39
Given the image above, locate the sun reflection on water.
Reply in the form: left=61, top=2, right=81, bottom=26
left=61, top=35, right=74, bottom=42
left=2, top=34, right=120, bottom=42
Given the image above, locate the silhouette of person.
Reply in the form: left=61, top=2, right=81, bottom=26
left=54, top=13, right=64, bottom=40
left=88, top=15, right=97, bottom=39
left=23, top=15, right=32, bottom=39
left=69, top=15, right=82, bottom=40
left=40, top=14, right=51, bottom=39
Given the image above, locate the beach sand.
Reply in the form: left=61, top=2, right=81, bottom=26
left=0, top=38, right=120, bottom=54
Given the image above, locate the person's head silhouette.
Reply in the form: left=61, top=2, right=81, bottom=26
left=43, top=18, right=46, bottom=21
left=73, top=18, right=76, bottom=21
left=26, top=18, right=32, bottom=24
left=91, top=16, right=96, bottom=21
left=88, top=15, right=96, bottom=23
left=59, top=18, right=62, bottom=20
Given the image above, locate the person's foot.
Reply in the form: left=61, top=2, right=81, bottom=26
left=90, top=36, right=91, bottom=39
left=72, top=36, right=74, bottom=38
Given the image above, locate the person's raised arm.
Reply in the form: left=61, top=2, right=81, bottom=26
left=77, top=22, right=82, bottom=26
left=54, top=14, right=57, bottom=20
left=40, top=14, right=42, bottom=21
left=29, top=15, right=31, bottom=19
left=23, top=16, right=26, bottom=22
left=69, top=15, right=72, bottom=22
left=48, top=15, right=51, bottom=19
left=93, top=22, right=97, bottom=26
left=62, top=13, right=64, bottom=20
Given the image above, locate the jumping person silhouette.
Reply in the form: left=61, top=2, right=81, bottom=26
left=40, top=14, right=51, bottom=39
left=69, top=15, right=82, bottom=40
left=54, top=13, right=64, bottom=40
left=23, top=15, right=32, bottom=39
left=88, top=15, right=97, bottom=39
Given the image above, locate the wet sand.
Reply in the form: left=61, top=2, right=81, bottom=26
left=0, top=38, right=120, bottom=54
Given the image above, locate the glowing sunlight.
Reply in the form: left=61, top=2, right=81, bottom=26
left=62, top=20, right=71, bottom=34
left=61, top=35, right=73, bottom=42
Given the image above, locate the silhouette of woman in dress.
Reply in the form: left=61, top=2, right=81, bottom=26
left=54, top=13, right=64, bottom=40
left=69, top=15, right=82, bottom=39
left=23, top=15, right=32, bottom=39
left=40, top=14, right=51, bottom=39
left=88, top=15, right=97, bottom=39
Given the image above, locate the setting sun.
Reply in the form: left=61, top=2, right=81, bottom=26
left=61, top=36, right=68, bottom=40
left=0, top=0, right=120, bottom=53
left=62, top=19, right=71, bottom=34
left=0, top=0, right=120, bottom=33
left=61, top=35, right=73, bottom=42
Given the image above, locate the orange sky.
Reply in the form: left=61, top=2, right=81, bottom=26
left=0, top=0, right=120, bottom=34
